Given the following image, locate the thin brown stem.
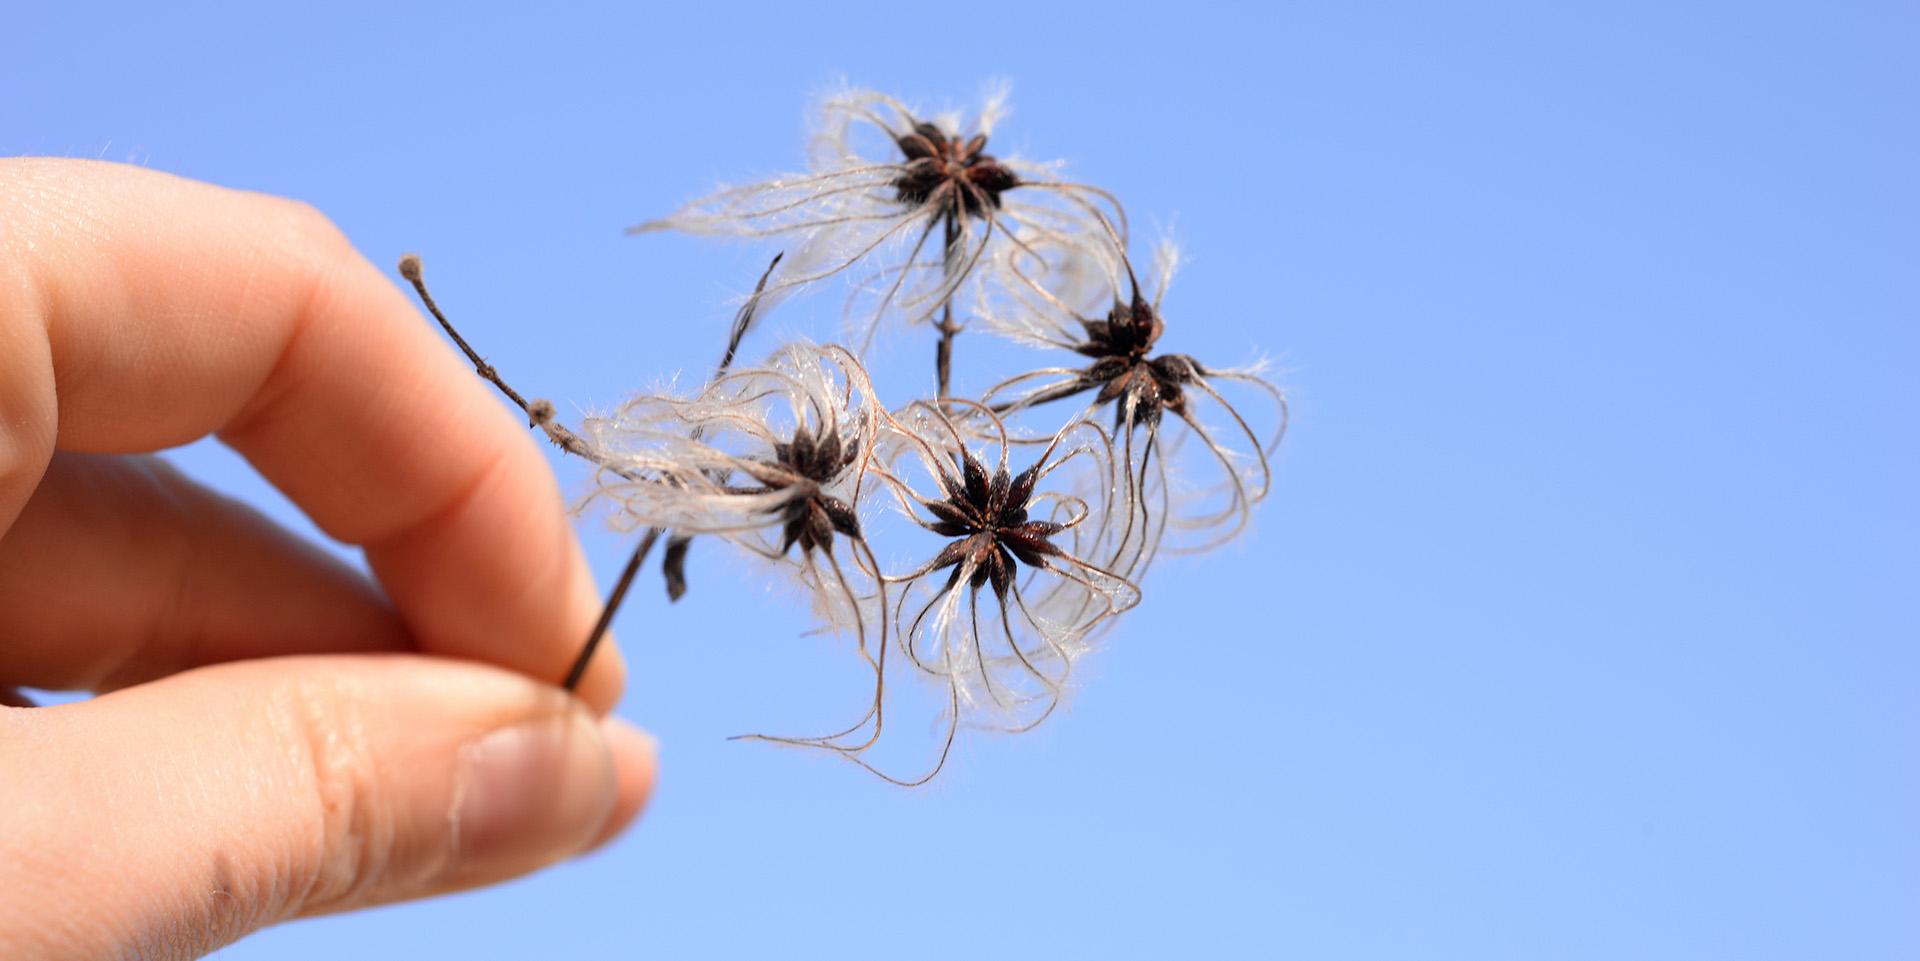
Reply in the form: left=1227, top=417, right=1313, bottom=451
left=935, top=213, right=961, bottom=398
left=398, top=255, right=619, bottom=473
left=399, top=254, right=660, bottom=692
left=562, top=527, right=661, bottom=691
left=670, top=251, right=793, bottom=602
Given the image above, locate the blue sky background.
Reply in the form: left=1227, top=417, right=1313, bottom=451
left=4, top=2, right=1916, bottom=958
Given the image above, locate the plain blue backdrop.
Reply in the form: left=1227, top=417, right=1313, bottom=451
left=4, top=2, right=1915, bottom=958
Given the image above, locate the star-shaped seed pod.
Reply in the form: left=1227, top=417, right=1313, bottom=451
left=863, top=401, right=1140, bottom=781
left=917, top=448, right=1063, bottom=602
left=581, top=343, right=884, bottom=617
left=579, top=343, right=916, bottom=772
left=890, top=121, right=1021, bottom=219
left=976, top=230, right=1288, bottom=568
left=1067, top=285, right=1207, bottom=430
left=762, top=421, right=864, bottom=556
left=662, top=420, right=865, bottom=596
left=630, top=87, right=1125, bottom=392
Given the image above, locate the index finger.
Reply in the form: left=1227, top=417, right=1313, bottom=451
left=0, top=159, right=624, bottom=711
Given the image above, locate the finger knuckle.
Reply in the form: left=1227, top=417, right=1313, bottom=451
left=267, top=196, right=353, bottom=260
left=272, top=672, right=396, bottom=914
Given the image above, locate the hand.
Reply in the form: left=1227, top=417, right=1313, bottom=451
left=0, top=159, right=657, bottom=959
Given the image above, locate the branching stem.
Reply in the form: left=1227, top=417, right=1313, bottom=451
left=934, top=213, right=961, bottom=398
left=400, top=253, right=650, bottom=692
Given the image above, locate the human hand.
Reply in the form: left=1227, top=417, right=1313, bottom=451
left=0, top=159, right=656, bottom=959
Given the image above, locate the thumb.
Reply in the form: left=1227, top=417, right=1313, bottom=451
left=0, top=655, right=657, bottom=960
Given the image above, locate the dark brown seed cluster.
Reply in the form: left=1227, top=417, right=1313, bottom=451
left=919, top=448, right=1064, bottom=600
left=892, top=122, right=1021, bottom=219
left=1063, top=291, right=1204, bottom=428
left=991, top=289, right=1206, bottom=429
left=762, top=422, right=863, bottom=556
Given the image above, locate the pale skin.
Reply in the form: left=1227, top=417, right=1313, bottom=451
left=0, top=159, right=657, bottom=959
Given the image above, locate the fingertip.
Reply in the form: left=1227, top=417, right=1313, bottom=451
left=0, top=655, right=638, bottom=955
left=586, top=715, right=657, bottom=852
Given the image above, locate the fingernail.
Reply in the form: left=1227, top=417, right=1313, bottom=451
left=450, top=712, right=616, bottom=878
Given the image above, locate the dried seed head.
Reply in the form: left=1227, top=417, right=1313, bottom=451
left=876, top=402, right=1139, bottom=743
left=633, top=87, right=1126, bottom=349
left=766, top=420, right=866, bottom=556
left=581, top=342, right=881, bottom=567
left=891, top=122, right=1021, bottom=218
left=974, top=231, right=1288, bottom=565
left=1069, top=288, right=1204, bottom=429
left=915, top=445, right=1063, bottom=601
